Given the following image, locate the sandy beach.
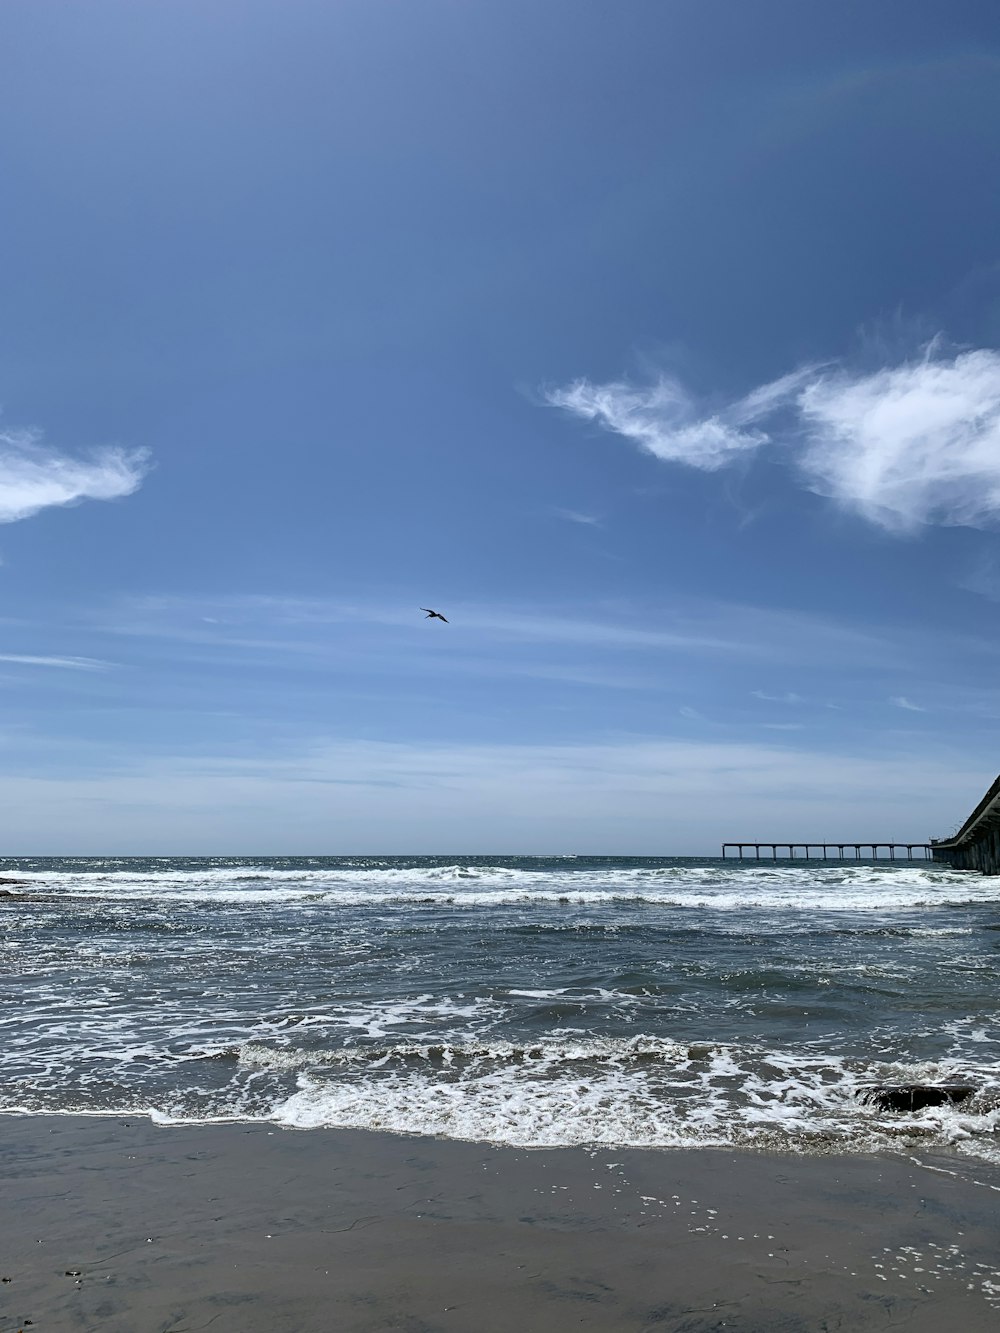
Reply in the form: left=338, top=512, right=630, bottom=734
left=2, top=1115, right=999, bottom=1332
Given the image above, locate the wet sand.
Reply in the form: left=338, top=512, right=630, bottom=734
left=1, top=1115, right=999, bottom=1332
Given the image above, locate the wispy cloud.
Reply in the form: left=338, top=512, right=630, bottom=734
left=0, top=735, right=985, bottom=852
left=552, top=507, right=602, bottom=526
left=546, top=344, right=1000, bottom=533
left=751, top=690, right=804, bottom=704
left=545, top=371, right=808, bottom=470
left=797, top=349, right=1000, bottom=532
left=890, top=695, right=926, bottom=712
left=100, top=593, right=902, bottom=670
left=958, top=555, right=1000, bottom=603
left=0, top=426, right=149, bottom=524
left=0, top=653, right=113, bottom=670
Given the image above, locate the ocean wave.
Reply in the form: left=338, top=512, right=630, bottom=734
left=260, top=1035, right=1000, bottom=1158
left=4, top=856, right=998, bottom=1163
left=5, top=1026, right=1000, bottom=1162
left=2, top=860, right=996, bottom=912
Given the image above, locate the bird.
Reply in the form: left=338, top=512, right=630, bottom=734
left=420, top=608, right=449, bottom=622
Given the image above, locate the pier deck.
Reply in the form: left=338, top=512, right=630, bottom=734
left=931, top=773, right=1000, bottom=873
left=722, top=842, right=932, bottom=860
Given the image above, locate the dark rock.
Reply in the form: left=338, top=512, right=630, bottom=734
left=0, top=877, right=28, bottom=885
left=857, top=1083, right=977, bottom=1112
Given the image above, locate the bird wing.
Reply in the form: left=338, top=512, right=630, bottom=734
left=439, top=615, right=449, bottom=622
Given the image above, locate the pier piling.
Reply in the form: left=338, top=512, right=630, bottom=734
left=722, top=842, right=932, bottom=861
left=931, top=774, right=1000, bottom=873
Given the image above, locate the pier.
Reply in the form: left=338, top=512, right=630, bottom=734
left=930, top=773, right=1000, bottom=873
left=721, top=843, right=932, bottom=860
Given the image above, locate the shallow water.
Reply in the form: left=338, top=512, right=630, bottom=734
left=1, top=855, right=998, bottom=1158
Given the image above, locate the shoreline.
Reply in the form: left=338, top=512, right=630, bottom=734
left=2, top=1114, right=1000, bottom=1331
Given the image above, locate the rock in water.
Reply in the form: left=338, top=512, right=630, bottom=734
left=857, top=1083, right=977, bottom=1112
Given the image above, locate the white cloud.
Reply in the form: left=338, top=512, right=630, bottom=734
left=0, top=427, right=149, bottom=524
left=547, top=346, right=1000, bottom=533
left=0, top=653, right=112, bottom=670
left=102, top=594, right=901, bottom=669
left=545, top=376, right=774, bottom=470
left=797, top=350, right=1000, bottom=532
left=0, top=735, right=982, bottom=853
left=751, top=690, right=804, bottom=704
left=552, top=507, right=602, bottom=526
left=890, top=696, right=926, bottom=712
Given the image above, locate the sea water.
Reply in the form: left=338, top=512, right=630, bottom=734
left=1, top=855, right=998, bottom=1160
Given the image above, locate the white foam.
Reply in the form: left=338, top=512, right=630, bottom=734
left=263, top=1034, right=1000, bottom=1157
left=5, top=857, right=999, bottom=1161
left=8, top=861, right=998, bottom=912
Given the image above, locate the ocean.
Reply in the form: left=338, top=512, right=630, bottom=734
left=2, top=855, right=998, bottom=1161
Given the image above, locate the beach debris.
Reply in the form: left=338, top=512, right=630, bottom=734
left=64, top=1270, right=81, bottom=1278
left=857, top=1083, right=977, bottom=1112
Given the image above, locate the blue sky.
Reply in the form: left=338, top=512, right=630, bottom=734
left=2, top=0, right=1000, bottom=852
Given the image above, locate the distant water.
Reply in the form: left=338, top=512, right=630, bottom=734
left=2, top=855, right=999, bottom=1160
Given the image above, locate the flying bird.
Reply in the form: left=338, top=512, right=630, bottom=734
left=420, top=608, right=449, bottom=623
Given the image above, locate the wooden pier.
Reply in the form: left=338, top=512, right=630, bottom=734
left=722, top=774, right=1000, bottom=871
left=722, top=842, right=932, bottom=861
left=931, top=773, right=1000, bottom=873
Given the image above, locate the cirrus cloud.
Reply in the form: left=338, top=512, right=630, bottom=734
left=890, top=695, right=926, bottom=712
left=0, top=653, right=113, bottom=670
left=546, top=374, right=781, bottom=470
left=797, top=349, right=1000, bottom=531
left=546, top=345, right=1000, bottom=534
left=0, top=427, right=150, bottom=524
